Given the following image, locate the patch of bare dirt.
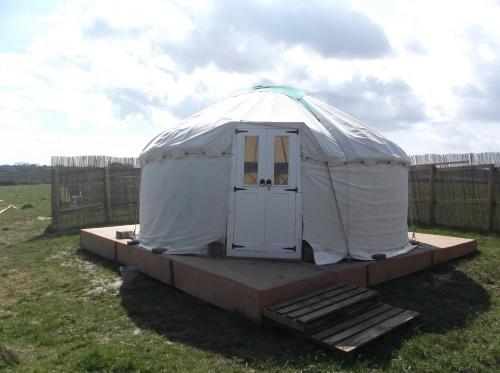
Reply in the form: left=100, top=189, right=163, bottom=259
left=87, top=278, right=122, bottom=295
left=60, top=257, right=98, bottom=272
left=45, top=250, right=72, bottom=261
left=57, top=254, right=123, bottom=296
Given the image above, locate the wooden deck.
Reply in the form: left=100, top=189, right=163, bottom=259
left=80, top=225, right=476, bottom=323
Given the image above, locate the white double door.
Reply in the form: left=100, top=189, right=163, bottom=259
left=227, top=127, right=301, bottom=259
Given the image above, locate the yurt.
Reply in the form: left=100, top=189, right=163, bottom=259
left=138, top=86, right=414, bottom=265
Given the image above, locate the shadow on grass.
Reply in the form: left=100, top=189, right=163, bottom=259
left=26, top=226, right=83, bottom=243
left=24, top=222, right=135, bottom=243
left=75, top=248, right=122, bottom=275
left=375, top=252, right=490, bottom=334
left=113, top=253, right=490, bottom=371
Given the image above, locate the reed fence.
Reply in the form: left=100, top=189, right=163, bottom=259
left=51, top=156, right=140, bottom=228
left=409, top=164, right=499, bottom=232
left=50, top=154, right=500, bottom=233
left=410, top=152, right=500, bottom=167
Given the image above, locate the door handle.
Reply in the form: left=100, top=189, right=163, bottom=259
left=265, top=179, right=272, bottom=190
left=259, top=178, right=265, bottom=187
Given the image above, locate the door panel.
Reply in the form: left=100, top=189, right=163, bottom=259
left=264, top=189, right=296, bottom=251
left=264, top=130, right=298, bottom=254
left=229, top=127, right=300, bottom=259
left=233, top=189, right=265, bottom=251
left=232, top=130, right=266, bottom=252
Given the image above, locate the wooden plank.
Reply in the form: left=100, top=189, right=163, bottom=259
left=428, top=165, right=435, bottom=225
left=58, top=202, right=103, bottom=214
left=436, top=165, right=492, bottom=172
left=335, top=300, right=379, bottom=317
left=267, top=282, right=348, bottom=311
left=262, top=309, right=306, bottom=332
left=435, top=199, right=487, bottom=205
left=334, top=310, right=419, bottom=352
left=51, top=167, right=61, bottom=225
left=487, top=165, right=496, bottom=232
left=321, top=307, right=404, bottom=346
left=104, top=167, right=112, bottom=223
left=297, top=301, right=380, bottom=334
left=265, top=300, right=380, bottom=334
left=310, top=303, right=393, bottom=341
left=287, top=287, right=369, bottom=319
left=410, top=198, right=429, bottom=203
left=111, top=200, right=139, bottom=206
left=275, top=284, right=358, bottom=315
left=296, top=290, right=379, bottom=324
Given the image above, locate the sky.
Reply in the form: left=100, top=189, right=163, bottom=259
left=0, top=0, right=499, bottom=165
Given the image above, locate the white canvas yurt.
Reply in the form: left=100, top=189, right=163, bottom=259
left=138, top=86, right=414, bottom=265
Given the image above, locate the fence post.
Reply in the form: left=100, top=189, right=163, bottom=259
left=51, top=167, right=61, bottom=225
left=487, top=165, right=496, bottom=232
left=428, top=165, right=436, bottom=226
left=103, top=167, right=112, bottom=223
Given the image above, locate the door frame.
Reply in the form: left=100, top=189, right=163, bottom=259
left=226, top=123, right=303, bottom=260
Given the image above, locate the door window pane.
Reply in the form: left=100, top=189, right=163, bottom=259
left=274, top=136, right=289, bottom=185
left=244, top=136, right=259, bottom=184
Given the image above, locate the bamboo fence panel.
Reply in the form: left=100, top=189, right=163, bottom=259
left=51, top=156, right=140, bottom=228
left=493, top=167, right=500, bottom=232
left=408, top=166, right=431, bottom=225
left=408, top=164, right=499, bottom=232
left=410, top=152, right=500, bottom=167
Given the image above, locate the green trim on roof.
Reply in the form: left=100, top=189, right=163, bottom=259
left=251, top=85, right=319, bottom=119
left=251, top=85, right=307, bottom=100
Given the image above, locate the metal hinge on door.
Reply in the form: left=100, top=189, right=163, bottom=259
left=286, top=129, right=299, bottom=134
left=285, top=187, right=298, bottom=192
left=232, top=243, right=245, bottom=248
left=234, top=186, right=247, bottom=191
left=282, top=246, right=296, bottom=251
left=235, top=129, right=248, bottom=134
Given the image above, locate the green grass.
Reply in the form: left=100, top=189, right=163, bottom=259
left=0, top=184, right=51, bottom=224
left=0, top=184, right=499, bottom=372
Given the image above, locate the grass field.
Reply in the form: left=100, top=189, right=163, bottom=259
left=0, top=184, right=499, bottom=372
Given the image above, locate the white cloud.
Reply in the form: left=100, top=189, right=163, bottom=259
left=386, top=120, right=500, bottom=155
left=0, top=0, right=499, bottom=164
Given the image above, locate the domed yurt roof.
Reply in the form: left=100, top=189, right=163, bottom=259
left=140, top=85, right=409, bottom=166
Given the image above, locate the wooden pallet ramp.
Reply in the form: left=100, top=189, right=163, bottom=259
left=263, top=283, right=418, bottom=352
left=263, top=283, right=379, bottom=332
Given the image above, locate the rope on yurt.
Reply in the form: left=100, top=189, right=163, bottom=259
left=325, top=162, right=352, bottom=260
left=408, top=178, right=419, bottom=245
left=345, top=162, right=350, bottom=254
left=132, top=170, right=140, bottom=240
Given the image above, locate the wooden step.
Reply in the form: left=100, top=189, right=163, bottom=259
left=263, top=283, right=379, bottom=332
left=310, top=305, right=419, bottom=352
left=263, top=283, right=419, bottom=352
